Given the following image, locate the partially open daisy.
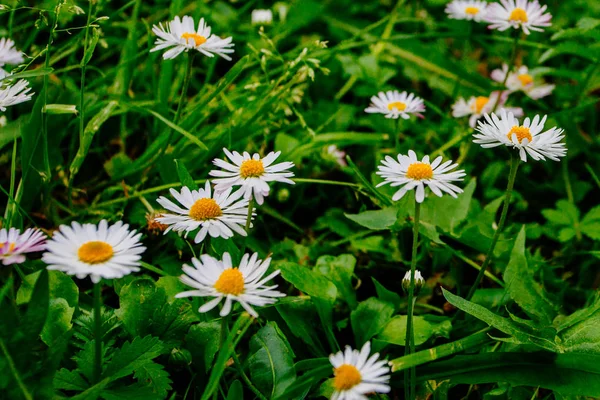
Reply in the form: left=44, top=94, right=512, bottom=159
left=475, top=109, right=566, bottom=162
left=175, top=252, right=285, bottom=317
left=156, top=181, right=252, bottom=243
left=209, top=149, right=295, bottom=205
left=485, top=0, right=552, bottom=35
left=445, top=0, right=489, bottom=22
left=0, top=79, right=33, bottom=112
left=365, top=90, right=426, bottom=120
left=491, top=64, right=555, bottom=99
left=151, top=16, right=234, bottom=60
left=377, top=150, right=466, bottom=203
left=451, top=91, right=523, bottom=128
left=0, top=38, right=25, bottom=78
left=0, top=227, right=46, bottom=266
left=43, top=220, right=145, bottom=283
left=329, top=341, right=391, bottom=400
left=251, top=9, right=273, bottom=25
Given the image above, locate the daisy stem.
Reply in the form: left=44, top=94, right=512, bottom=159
left=174, top=53, right=195, bottom=125
left=404, top=199, right=420, bottom=400
left=93, top=283, right=103, bottom=384
left=465, top=154, right=519, bottom=302
left=394, top=118, right=402, bottom=153
left=490, top=31, right=521, bottom=114
left=245, top=197, right=255, bottom=234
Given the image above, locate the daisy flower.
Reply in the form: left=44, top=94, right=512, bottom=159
left=209, top=149, right=295, bottom=205
left=251, top=9, right=273, bottom=25
left=377, top=150, right=466, bottom=203
left=43, top=220, right=145, bottom=283
left=151, top=16, right=235, bottom=60
left=0, top=38, right=25, bottom=78
left=0, top=228, right=46, bottom=266
left=156, top=181, right=252, bottom=243
left=365, top=90, right=426, bottom=120
left=445, top=0, right=489, bottom=22
left=175, top=252, right=285, bottom=317
left=485, top=0, right=552, bottom=35
left=491, top=64, right=555, bottom=99
left=329, top=341, right=391, bottom=400
left=451, top=91, right=523, bottom=128
left=0, top=79, right=33, bottom=112
left=474, top=109, right=566, bottom=162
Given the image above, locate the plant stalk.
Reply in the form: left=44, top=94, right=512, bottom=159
left=404, top=199, right=420, bottom=400
left=93, top=282, right=103, bottom=383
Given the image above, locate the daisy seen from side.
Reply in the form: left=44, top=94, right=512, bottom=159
left=0, top=227, right=46, bottom=266
left=485, top=0, right=552, bottom=35
left=445, top=0, right=489, bottom=22
left=365, top=90, right=426, bottom=120
left=491, top=64, right=555, bottom=99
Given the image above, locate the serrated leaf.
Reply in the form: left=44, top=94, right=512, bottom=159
left=133, top=361, right=172, bottom=398
left=102, top=336, right=165, bottom=380
left=54, top=369, right=88, bottom=391
left=351, top=297, right=394, bottom=346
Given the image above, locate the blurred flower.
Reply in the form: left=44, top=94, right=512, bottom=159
left=43, top=220, right=145, bottom=283
left=175, top=252, right=285, bottom=317
left=445, top=0, right=489, bottom=22
left=474, top=109, right=566, bottom=162
left=0, top=38, right=25, bottom=78
left=329, top=341, right=391, bottom=400
left=0, top=79, right=33, bottom=112
left=451, top=91, right=523, bottom=128
left=365, top=90, right=426, bottom=120
left=485, top=0, right=552, bottom=35
left=377, top=150, right=466, bottom=203
left=209, top=149, right=295, bottom=205
left=325, top=145, right=347, bottom=167
left=0, top=228, right=46, bottom=266
left=491, top=64, right=555, bottom=99
left=251, top=9, right=273, bottom=25
left=156, top=181, right=252, bottom=244
left=151, top=16, right=234, bottom=60
left=402, top=269, right=425, bottom=295
left=0, top=115, right=6, bottom=127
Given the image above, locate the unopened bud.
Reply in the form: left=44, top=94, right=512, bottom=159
left=402, top=269, right=424, bottom=295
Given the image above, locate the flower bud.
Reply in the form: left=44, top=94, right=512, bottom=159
left=402, top=269, right=425, bottom=295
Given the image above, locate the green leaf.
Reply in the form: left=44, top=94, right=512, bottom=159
left=19, top=269, right=49, bottom=343
left=276, top=297, right=326, bottom=356
left=315, top=254, right=357, bottom=308
left=102, top=336, right=165, bottom=380
left=227, top=380, right=244, bottom=400
left=116, top=278, right=167, bottom=337
left=17, top=270, right=78, bottom=308
left=344, top=207, right=398, bottom=230
left=422, top=178, right=476, bottom=234
left=551, top=18, right=600, bottom=41
left=558, top=297, right=600, bottom=353
left=581, top=205, right=600, bottom=240
left=351, top=297, right=394, bottom=346
left=54, top=369, right=88, bottom=391
left=279, top=262, right=337, bottom=303
left=41, top=298, right=75, bottom=346
left=186, top=321, right=221, bottom=372
left=372, top=278, right=401, bottom=312
left=378, top=315, right=452, bottom=346
left=133, top=362, right=172, bottom=399
left=81, top=27, right=100, bottom=66
left=175, top=159, right=199, bottom=190
left=542, top=200, right=579, bottom=226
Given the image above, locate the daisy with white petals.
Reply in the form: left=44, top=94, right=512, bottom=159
left=445, top=0, right=489, bottom=22
left=475, top=109, right=566, bottom=162
left=451, top=91, right=523, bottom=128
left=43, top=220, right=145, bottom=283
left=209, top=149, right=295, bottom=205
left=377, top=150, right=466, bottom=203
left=365, top=90, right=426, bottom=120
left=175, top=252, right=285, bottom=317
left=329, top=341, right=391, bottom=400
left=156, top=181, right=252, bottom=243
left=151, top=16, right=235, bottom=60
left=0, top=79, right=33, bottom=112
left=491, top=64, right=555, bottom=99
left=0, top=228, right=46, bottom=266
left=0, top=38, right=25, bottom=78
left=485, top=0, right=552, bottom=35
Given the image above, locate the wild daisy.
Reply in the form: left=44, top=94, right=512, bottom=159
left=365, top=90, right=426, bottom=120
left=474, top=109, right=566, bottom=162
left=252, top=9, right=274, bottom=25
left=377, top=150, right=466, bottom=203
left=209, top=149, right=295, bottom=205
left=445, top=0, right=489, bottom=22
left=0, top=38, right=25, bottom=78
left=0, top=79, right=33, bottom=112
left=156, top=181, right=252, bottom=243
left=151, top=16, right=235, bottom=60
left=486, top=0, right=552, bottom=35
left=175, top=252, right=285, bottom=317
left=329, top=341, right=391, bottom=400
left=491, top=64, right=555, bottom=99
left=43, top=220, right=145, bottom=283
left=451, top=91, right=523, bottom=128
left=0, top=228, right=46, bottom=266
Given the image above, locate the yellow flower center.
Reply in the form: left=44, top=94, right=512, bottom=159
left=509, top=8, right=528, bottom=23
left=78, top=241, right=114, bottom=264
left=240, top=159, right=265, bottom=178
left=465, top=7, right=480, bottom=15
left=181, top=32, right=207, bottom=46
left=517, top=74, right=534, bottom=86
left=473, top=96, right=489, bottom=113
left=406, top=162, right=433, bottom=180
left=189, top=198, right=223, bottom=221
left=214, top=268, right=245, bottom=295
left=387, top=101, right=407, bottom=111
left=507, top=126, right=532, bottom=143
left=333, top=364, right=362, bottom=391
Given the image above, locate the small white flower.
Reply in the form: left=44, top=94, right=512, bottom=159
left=43, top=220, right=145, bottom=283
left=377, top=150, right=466, bottom=203
left=156, top=181, right=252, bottom=244
left=485, top=0, right=552, bottom=35
left=451, top=91, right=523, bottom=128
left=252, top=9, right=273, bottom=25
left=0, top=79, right=33, bottom=112
left=326, top=145, right=347, bottom=167
left=151, top=15, right=235, bottom=60
left=474, top=109, right=567, bottom=162
left=0, top=38, right=25, bottom=78
left=209, top=149, right=295, bottom=205
left=365, top=90, right=426, bottom=120
left=0, top=228, right=46, bottom=266
left=402, top=269, right=425, bottom=294
left=491, top=64, right=555, bottom=99
left=329, top=341, right=391, bottom=400
left=445, top=0, right=489, bottom=22
left=175, top=252, right=285, bottom=317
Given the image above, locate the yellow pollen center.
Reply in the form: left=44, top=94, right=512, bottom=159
left=240, top=159, right=266, bottom=178
left=189, top=198, right=223, bottom=221
left=465, top=7, right=480, bottom=15
left=509, top=8, right=528, bottom=23
left=78, top=241, right=114, bottom=264
left=387, top=101, right=407, bottom=111
left=517, top=74, right=534, bottom=86
left=406, top=162, right=434, bottom=180
left=507, top=126, right=532, bottom=143
left=333, top=364, right=362, bottom=391
left=473, top=96, right=489, bottom=113
left=214, top=268, right=245, bottom=295
left=181, top=32, right=207, bottom=46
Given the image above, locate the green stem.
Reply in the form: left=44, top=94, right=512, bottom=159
left=465, top=154, right=519, bottom=302
left=490, top=31, right=520, bottom=114
left=93, top=283, right=103, bottom=383
left=231, top=351, right=268, bottom=400
left=394, top=118, right=402, bottom=153
left=174, top=53, right=195, bottom=125
left=0, top=338, right=33, bottom=400
left=404, top=199, right=420, bottom=400
left=245, top=197, right=255, bottom=234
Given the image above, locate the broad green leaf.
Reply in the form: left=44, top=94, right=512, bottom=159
left=345, top=207, right=398, bottom=230
left=372, top=278, right=401, bottom=312
left=558, top=297, right=600, bottom=353
left=17, top=270, right=78, bottom=308
left=581, top=205, right=600, bottom=240
left=174, top=159, right=199, bottom=190
left=279, top=262, right=337, bottom=303
left=227, top=380, right=244, bottom=400
left=351, top=297, right=394, bottom=346
left=116, top=278, right=167, bottom=337
left=316, top=254, right=357, bottom=308
left=276, top=297, right=326, bottom=356
left=186, top=321, right=221, bottom=372
left=422, top=178, right=476, bottom=234
left=41, top=298, right=75, bottom=346
left=378, top=315, right=452, bottom=346
left=103, top=336, right=165, bottom=380
left=133, top=362, right=172, bottom=399
left=19, top=269, right=49, bottom=343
